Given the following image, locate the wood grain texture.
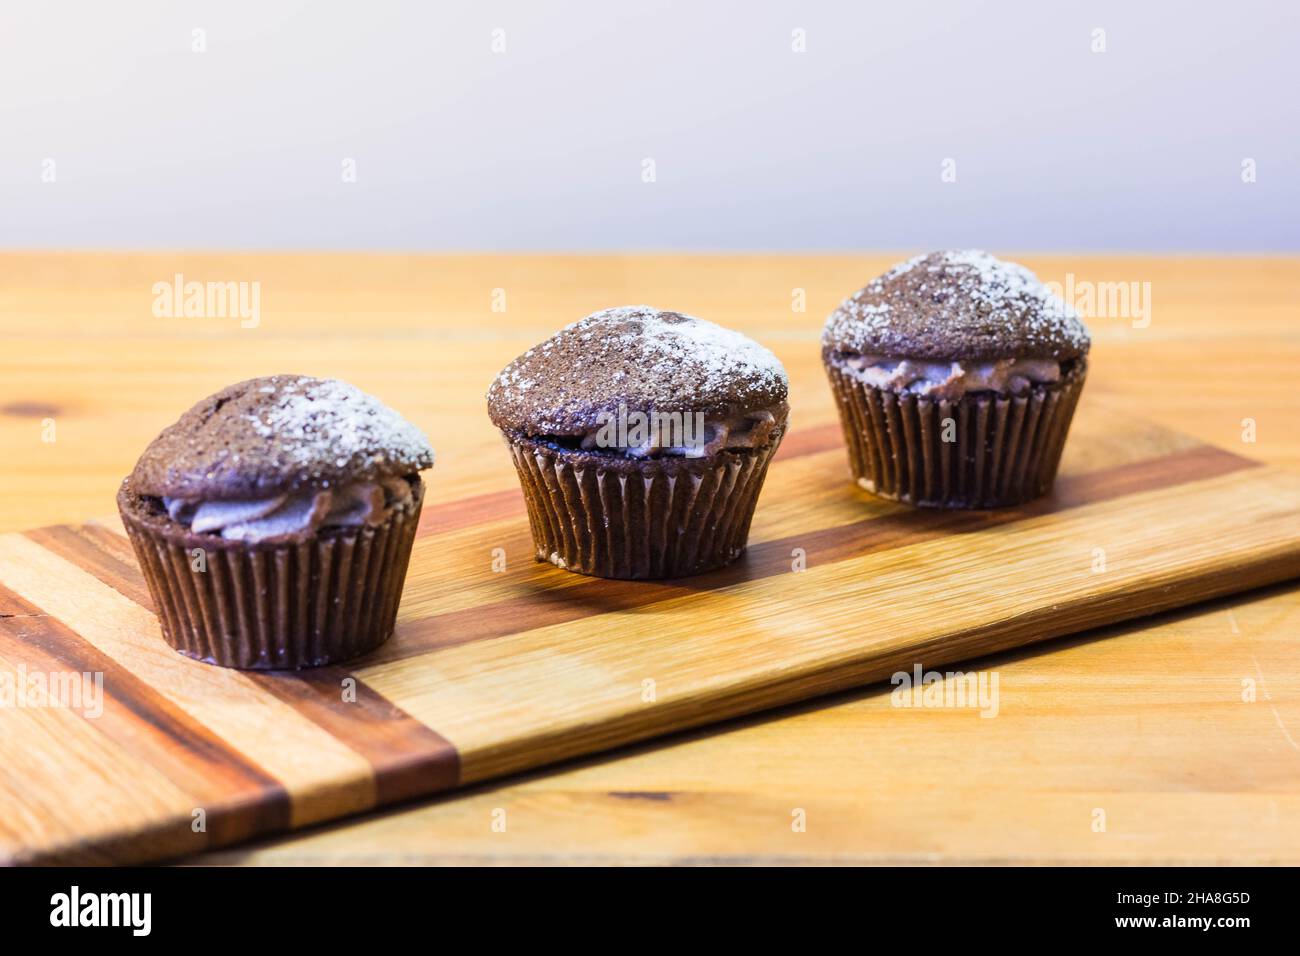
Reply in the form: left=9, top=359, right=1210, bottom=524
left=1, top=397, right=1298, bottom=862
left=2, top=253, right=1298, bottom=865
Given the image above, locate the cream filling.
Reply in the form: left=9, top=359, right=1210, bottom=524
left=841, top=354, right=1061, bottom=400
left=575, top=406, right=785, bottom=459
left=163, top=478, right=413, bottom=542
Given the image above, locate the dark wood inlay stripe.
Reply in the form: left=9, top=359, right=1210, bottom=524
left=248, top=668, right=459, bottom=804
left=26, top=523, right=153, bottom=608
left=419, top=488, right=524, bottom=537
left=414, top=423, right=847, bottom=539
left=0, top=583, right=290, bottom=861
left=20, top=523, right=463, bottom=804
left=372, top=443, right=1259, bottom=662
left=674, top=442, right=1259, bottom=590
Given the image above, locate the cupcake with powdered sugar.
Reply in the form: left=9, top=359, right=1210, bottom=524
left=822, top=251, right=1090, bottom=508
left=118, top=375, right=433, bottom=668
left=487, top=306, right=789, bottom=579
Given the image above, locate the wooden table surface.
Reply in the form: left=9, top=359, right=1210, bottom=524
left=3, top=252, right=1298, bottom=865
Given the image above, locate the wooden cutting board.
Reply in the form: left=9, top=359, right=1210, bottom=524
left=2, top=396, right=1299, bottom=864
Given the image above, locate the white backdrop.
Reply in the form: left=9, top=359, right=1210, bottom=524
left=2, top=0, right=1295, bottom=251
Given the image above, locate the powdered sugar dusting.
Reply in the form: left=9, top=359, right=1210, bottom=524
left=246, top=377, right=434, bottom=472
left=823, top=250, right=1089, bottom=359
left=607, top=305, right=785, bottom=389
left=823, top=300, right=895, bottom=347
left=488, top=306, right=788, bottom=435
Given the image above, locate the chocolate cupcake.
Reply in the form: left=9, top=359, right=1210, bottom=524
left=822, top=251, right=1090, bottom=509
left=117, top=375, right=434, bottom=669
left=487, top=306, right=789, bottom=579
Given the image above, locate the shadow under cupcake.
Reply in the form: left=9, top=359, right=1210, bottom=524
left=822, top=250, right=1091, bottom=509
left=118, top=375, right=434, bottom=669
left=487, top=306, right=789, bottom=580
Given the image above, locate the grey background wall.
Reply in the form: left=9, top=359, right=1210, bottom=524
left=2, top=0, right=1295, bottom=251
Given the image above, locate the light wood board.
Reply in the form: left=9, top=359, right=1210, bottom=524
left=2, top=395, right=1299, bottom=864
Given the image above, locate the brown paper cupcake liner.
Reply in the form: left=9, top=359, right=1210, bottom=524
left=824, top=361, right=1086, bottom=509
left=117, top=481, right=423, bottom=669
left=505, top=436, right=782, bottom=579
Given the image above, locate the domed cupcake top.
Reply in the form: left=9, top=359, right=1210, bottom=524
left=487, top=306, right=789, bottom=436
left=822, top=250, right=1090, bottom=362
left=127, top=375, right=435, bottom=499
